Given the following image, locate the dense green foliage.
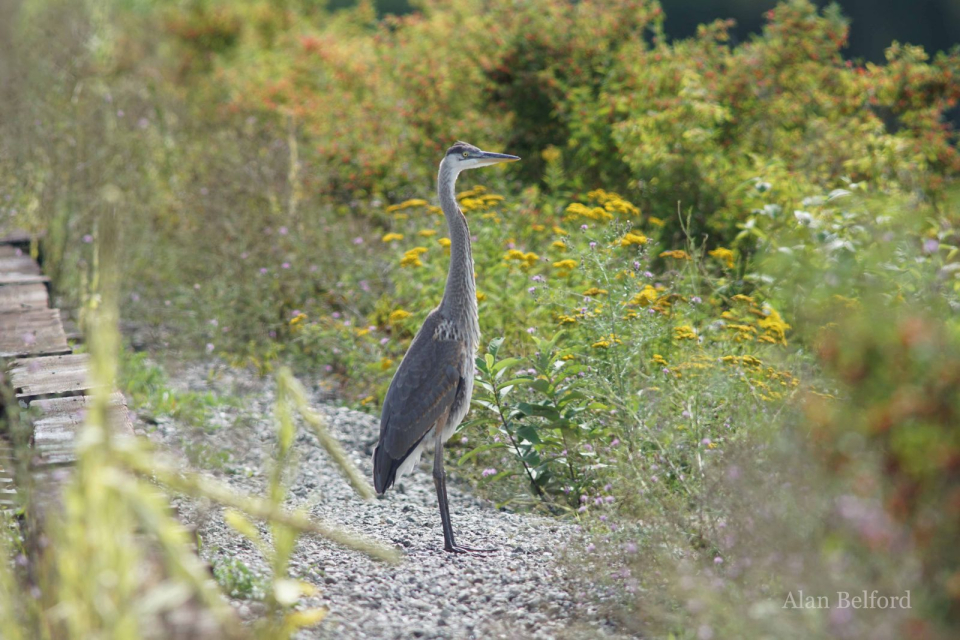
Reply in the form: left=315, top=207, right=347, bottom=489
left=2, top=0, right=960, bottom=637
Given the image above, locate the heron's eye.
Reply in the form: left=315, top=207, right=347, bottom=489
left=462, top=151, right=469, bottom=158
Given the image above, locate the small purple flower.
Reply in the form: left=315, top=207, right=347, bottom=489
left=580, top=224, right=588, bottom=231
left=610, top=438, right=620, bottom=448
left=594, top=497, right=603, bottom=506
left=583, top=444, right=593, bottom=452
left=586, top=543, right=596, bottom=552
left=481, top=468, right=497, bottom=478
left=240, top=252, right=249, bottom=259
left=644, top=271, right=653, bottom=278
left=324, top=365, right=333, bottom=372
left=691, top=296, right=702, bottom=304
left=578, top=505, right=587, bottom=513
left=360, top=280, right=370, bottom=292
left=116, top=109, right=124, bottom=117
left=599, top=515, right=607, bottom=522
left=528, top=287, right=536, bottom=294
left=380, top=337, right=389, bottom=345
left=526, top=327, right=536, bottom=334
left=332, top=312, right=341, bottom=319
left=209, top=318, right=219, bottom=327
left=507, top=241, right=515, bottom=249
left=682, top=410, right=691, bottom=418
left=532, top=275, right=544, bottom=282
left=82, top=234, right=93, bottom=243
left=282, top=262, right=291, bottom=269
left=589, top=242, right=597, bottom=249
left=205, top=343, right=214, bottom=354
left=353, top=237, right=364, bottom=245
left=714, top=556, right=723, bottom=564
left=923, top=238, right=939, bottom=254
left=701, top=438, right=712, bottom=446
left=130, top=292, right=140, bottom=302
left=259, top=268, right=268, bottom=275
left=279, top=226, right=289, bottom=235
left=604, top=483, right=613, bottom=492
left=625, top=542, right=637, bottom=553
left=580, top=495, right=588, bottom=504
left=604, top=496, right=614, bottom=504
left=633, top=261, right=641, bottom=270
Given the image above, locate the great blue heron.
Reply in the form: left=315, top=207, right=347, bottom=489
left=373, top=141, right=519, bottom=553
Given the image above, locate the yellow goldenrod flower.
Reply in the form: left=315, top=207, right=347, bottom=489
left=531, top=223, right=546, bottom=231
left=731, top=294, right=755, bottom=304
left=708, top=247, right=735, bottom=268
left=561, top=354, right=575, bottom=361
left=673, top=325, right=698, bottom=341
left=620, top=232, right=648, bottom=247
left=427, top=205, right=443, bottom=216
left=418, top=229, right=438, bottom=237
left=558, top=315, right=578, bottom=325
left=438, top=237, right=451, bottom=247
left=289, top=313, right=307, bottom=326
left=386, top=198, right=428, bottom=213
left=476, top=291, right=487, bottom=302
left=360, top=395, right=375, bottom=405
left=552, top=240, right=567, bottom=251
left=552, top=259, right=578, bottom=270
left=552, top=226, right=568, bottom=236
left=541, top=146, right=561, bottom=163
left=583, top=287, right=608, bottom=297
left=758, top=305, right=791, bottom=345
left=380, top=357, right=394, bottom=371
left=592, top=339, right=612, bottom=349
left=628, top=285, right=658, bottom=307
left=652, top=354, right=668, bottom=366
left=400, top=255, right=423, bottom=267
left=389, top=309, right=411, bottom=323
left=660, top=250, right=690, bottom=260
left=382, top=232, right=404, bottom=243
left=648, top=216, right=665, bottom=227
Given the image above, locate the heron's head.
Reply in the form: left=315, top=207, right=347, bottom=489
left=443, top=141, right=519, bottom=173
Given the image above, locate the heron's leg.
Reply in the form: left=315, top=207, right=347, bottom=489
left=433, top=430, right=495, bottom=555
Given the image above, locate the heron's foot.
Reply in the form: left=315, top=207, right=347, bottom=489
left=443, top=543, right=497, bottom=555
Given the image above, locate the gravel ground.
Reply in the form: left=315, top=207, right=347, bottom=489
left=139, top=362, right=629, bottom=640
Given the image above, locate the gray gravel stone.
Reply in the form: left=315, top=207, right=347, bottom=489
left=140, top=361, right=634, bottom=639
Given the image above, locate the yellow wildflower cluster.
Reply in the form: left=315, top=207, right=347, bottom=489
left=628, top=284, right=659, bottom=307
left=386, top=199, right=428, bottom=213
left=289, top=312, right=307, bottom=327
left=757, top=305, right=791, bottom=345
left=660, top=250, right=691, bottom=260
left=648, top=216, right=665, bottom=227
left=721, top=296, right=792, bottom=345
left=418, top=229, right=437, bottom=237
left=476, top=291, right=487, bottom=302
left=721, top=355, right=763, bottom=368
left=582, top=287, right=608, bottom=297
left=620, top=232, right=648, bottom=247
left=709, top=247, right=735, bottom=268
left=379, top=357, right=395, bottom=371
left=564, top=202, right=614, bottom=222
left=674, top=325, right=698, bottom=341
left=552, top=240, right=567, bottom=251
left=382, top=232, right=404, bottom=243
left=558, top=314, right=578, bottom=325
left=503, top=249, right=539, bottom=269
left=552, top=259, right=578, bottom=276
left=591, top=334, right=622, bottom=349
left=389, top=309, right=411, bottom=323
left=541, top=146, right=562, bottom=163
left=400, top=246, right=428, bottom=268
left=531, top=223, right=546, bottom=231
left=552, top=226, right=567, bottom=235
left=438, top=237, right=451, bottom=248
left=587, top=189, right=641, bottom=216
left=457, top=185, right=487, bottom=199
left=652, top=354, right=668, bottom=366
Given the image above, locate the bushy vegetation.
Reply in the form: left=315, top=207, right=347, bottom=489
left=2, top=0, right=960, bottom=637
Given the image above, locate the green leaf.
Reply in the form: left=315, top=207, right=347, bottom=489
left=516, top=424, right=542, bottom=444
left=491, top=357, right=521, bottom=374
left=487, top=337, right=504, bottom=357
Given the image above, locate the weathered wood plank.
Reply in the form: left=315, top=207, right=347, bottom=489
left=30, top=394, right=134, bottom=466
left=0, top=274, right=49, bottom=286
left=0, top=229, right=32, bottom=246
left=0, top=283, right=49, bottom=312
left=0, top=439, right=16, bottom=510
left=0, top=255, right=41, bottom=275
left=0, top=308, right=70, bottom=357
left=0, top=245, right=27, bottom=258
left=9, top=354, right=95, bottom=399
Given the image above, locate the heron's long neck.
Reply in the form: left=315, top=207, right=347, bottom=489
left=437, top=165, right=478, bottom=330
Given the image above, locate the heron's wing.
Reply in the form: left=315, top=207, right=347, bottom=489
left=374, top=312, right=465, bottom=492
